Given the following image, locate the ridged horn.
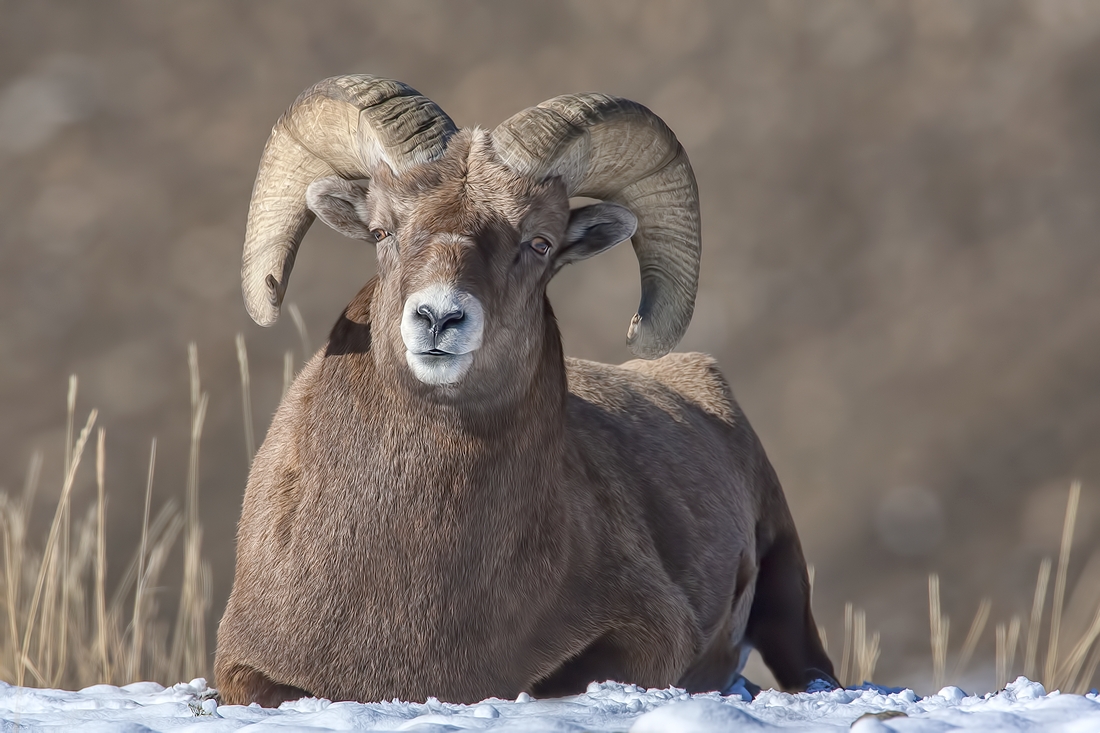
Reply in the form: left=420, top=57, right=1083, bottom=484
left=491, top=94, right=700, bottom=359
left=242, top=75, right=456, bottom=326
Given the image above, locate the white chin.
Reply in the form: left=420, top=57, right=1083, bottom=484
left=405, top=352, right=474, bottom=386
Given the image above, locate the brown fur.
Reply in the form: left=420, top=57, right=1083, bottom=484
left=215, top=130, right=833, bottom=705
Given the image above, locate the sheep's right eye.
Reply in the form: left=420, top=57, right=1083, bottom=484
left=369, top=228, right=391, bottom=243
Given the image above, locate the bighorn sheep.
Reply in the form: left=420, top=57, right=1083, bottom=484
left=215, top=75, right=835, bottom=706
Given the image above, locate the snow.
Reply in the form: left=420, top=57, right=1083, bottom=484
left=3, top=677, right=1100, bottom=732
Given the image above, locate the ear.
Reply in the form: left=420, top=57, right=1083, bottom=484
left=305, top=176, right=374, bottom=240
left=555, top=203, right=638, bottom=271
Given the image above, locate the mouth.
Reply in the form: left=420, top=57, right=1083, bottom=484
left=405, top=349, right=475, bottom=386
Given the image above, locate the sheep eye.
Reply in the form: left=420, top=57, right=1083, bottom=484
left=529, top=236, right=552, bottom=256
left=369, top=228, right=391, bottom=243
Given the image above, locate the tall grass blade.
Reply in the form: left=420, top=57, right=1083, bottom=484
left=1045, top=481, right=1081, bottom=688
left=52, top=376, right=79, bottom=686
left=1006, top=615, right=1021, bottom=685
left=64, top=376, right=77, bottom=480
left=95, top=428, right=109, bottom=683
left=4, top=452, right=42, bottom=678
left=107, top=500, right=177, bottom=619
left=22, top=451, right=43, bottom=510
left=929, top=573, right=949, bottom=690
left=288, top=302, right=310, bottom=359
left=840, top=601, right=853, bottom=687
left=1056, top=602, right=1100, bottom=692
left=128, top=438, right=156, bottom=683
left=17, top=409, right=97, bottom=688
left=997, top=623, right=1008, bottom=690
left=854, top=609, right=880, bottom=684
left=1076, top=634, right=1100, bottom=695
left=1025, top=558, right=1052, bottom=681
left=62, top=503, right=96, bottom=689
left=953, top=598, right=991, bottom=682
left=171, top=343, right=209, bottom=681
left=235, top=334, right=256, bottom=463
left=282, top=350, right=294, bottom=401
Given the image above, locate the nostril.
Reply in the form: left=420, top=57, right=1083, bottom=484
left=438, top=309, right=464, bottom=330
left=415, top=304, right=465, bottom=333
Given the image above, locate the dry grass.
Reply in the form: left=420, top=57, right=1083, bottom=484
left=799, top=481, right=1096, bottom=695
left=1, top=331, right=1097, bottom=697
left=1046, top=481, right=1081, bottom=687
left=953, top=597, right=991, bottom=683
left=996, top=616, right=1022, bottom=690
left=833, top=601, right=881, bottom=687
left=1024, top=558, right=1052, bottom=681
left=0, top=348, right=212, bottom=690
left=282, top=350, right=294, bottom=402
left=995, top=481, right=1100, bottom=694
left=287, top=302, right=311, bottom=360
left=235, top=334, right=256, bottom=463
left=852, top=607, right=880, bottom=686
left=923, top=480, right=1100, bottom=694
left=928, top=574, right=949, bottom=690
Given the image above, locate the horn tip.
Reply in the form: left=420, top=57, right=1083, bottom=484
left=243, top=277, right=282, bottom=327
left=626, top=315, right=675, bottom=360
left=245, top=302, right=280, bottom=327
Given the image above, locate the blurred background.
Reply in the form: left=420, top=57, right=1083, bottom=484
left=2, top=0, right=1099, bottom=694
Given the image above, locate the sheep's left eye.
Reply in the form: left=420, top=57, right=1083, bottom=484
left=369, top=228, right=391, bottom=243
left=529, top=237, right=552, bottom=256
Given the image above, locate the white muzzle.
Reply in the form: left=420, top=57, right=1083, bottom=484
left=400, top=284, right=484, bottom=385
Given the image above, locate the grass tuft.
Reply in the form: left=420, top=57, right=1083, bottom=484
left=853, top=608, right=880, bottom=685
left=0, top=359, right=211, bottom=690
left=926, top=481, right=1100, bottom=694
left=835, top=601, right=879, bottom=687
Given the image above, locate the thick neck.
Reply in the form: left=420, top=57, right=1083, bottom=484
left=369, top=301, right=569, bottom=472
left=327, top=282, right=570, bottom=493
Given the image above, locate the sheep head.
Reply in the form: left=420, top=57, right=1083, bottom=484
left=241, top=75, right=701, bottom=393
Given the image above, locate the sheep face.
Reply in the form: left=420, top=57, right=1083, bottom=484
left=306, top=131, right=637, bottom=400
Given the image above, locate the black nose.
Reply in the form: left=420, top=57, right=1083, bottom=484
left=416, top=303, right=465, bottom=336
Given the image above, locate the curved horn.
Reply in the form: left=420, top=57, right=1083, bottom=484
left=492, top=94, right=700, bottom=359
left=242, top=75, right=456, bottom=326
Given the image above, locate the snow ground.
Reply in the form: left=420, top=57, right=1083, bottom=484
left=2, top=677, right=1099, bottom=732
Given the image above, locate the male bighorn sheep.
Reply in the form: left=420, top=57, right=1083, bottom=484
left=215, top=75, right=834, bottom=706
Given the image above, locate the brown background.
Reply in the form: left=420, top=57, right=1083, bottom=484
left=2, top=0, right=1099, bottom=694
